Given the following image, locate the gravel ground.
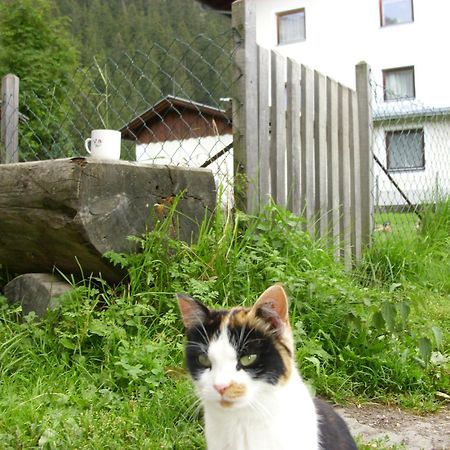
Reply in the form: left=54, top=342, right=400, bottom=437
left=338, top=404, right=450, bottom=449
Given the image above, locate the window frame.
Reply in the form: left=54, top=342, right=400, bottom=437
left=385, top=128, right=425, bottom=172
left=380, top=0, right=414, bottom=27
left=277, top=8, right=306, bottom=46
left=382, top=66, right=415, bottom=101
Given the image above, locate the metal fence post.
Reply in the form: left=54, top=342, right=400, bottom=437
left=355, top=62, right=373, bottom=249
left=1, top=74, right=20, bottom=164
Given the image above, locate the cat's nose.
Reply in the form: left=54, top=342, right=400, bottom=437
left=213, top=383, right=230, bottom=396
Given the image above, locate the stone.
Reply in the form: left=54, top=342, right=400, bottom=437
left=4, top=273, right=72, bottom=317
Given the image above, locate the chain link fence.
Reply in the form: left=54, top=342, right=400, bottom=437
left=4, top=32, right=450, bottom=240
left=370, top=79, right=450, bottom=237
left=1, top=30, right=236, bottom=206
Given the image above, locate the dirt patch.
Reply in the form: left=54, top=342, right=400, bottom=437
left=337, top=404, right=450, bottom=449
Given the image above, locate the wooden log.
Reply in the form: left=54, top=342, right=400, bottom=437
left=0, top=158, right=216, bottom=283
left=4, top=273, right=72, bottom=317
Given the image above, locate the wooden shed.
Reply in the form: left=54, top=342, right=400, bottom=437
left=121, top=95, right=231, bottom=146
left=120, top=95, right=234, bottom=206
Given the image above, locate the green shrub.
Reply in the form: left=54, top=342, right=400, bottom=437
left=0, top=202, right=448, bottom=448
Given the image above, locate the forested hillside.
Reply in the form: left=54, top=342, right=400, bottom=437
left=0, top=0, right=233, bottom=160
left=57, top=0, right=231, bottom=64
left=56, top=0, right=234, bottom=123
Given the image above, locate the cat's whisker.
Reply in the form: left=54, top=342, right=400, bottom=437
left=198, top=320, right=210, bottom=346
left=182, top=396, right=203, bottom=420
left=240, top=335, right=264, bottom=351
left=238, top=325, right=251, bottom=349
left=186, top=340, right=208, bottom=352
left=188, top=310, right=211, bottom=346
left=249, top=397, right=273, bottom=420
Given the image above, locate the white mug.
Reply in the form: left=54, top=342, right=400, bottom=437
left=85, top=129, right=121, bottom=160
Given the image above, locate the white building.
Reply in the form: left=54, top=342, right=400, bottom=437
left=251, top=0, right=450, bottom=208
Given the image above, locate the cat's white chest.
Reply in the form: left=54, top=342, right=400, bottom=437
left=203, top=374, right=319, bottom=450
left=205, top=414, right=315, bottom=450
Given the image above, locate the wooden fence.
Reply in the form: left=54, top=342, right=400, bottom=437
left=232, top=0, right=373, bottom=267
left=0, top=74, right=20, bottom=164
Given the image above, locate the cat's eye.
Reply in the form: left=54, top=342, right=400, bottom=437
left=240, top=354, right=258, bottom=367
left=197, top=354, right=211, bottom=368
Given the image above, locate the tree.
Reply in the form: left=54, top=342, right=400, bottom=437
left=0, top=0, right=79, bottom=159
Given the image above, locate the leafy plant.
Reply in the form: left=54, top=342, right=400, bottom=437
left=0, top=202, right=448, bottom=448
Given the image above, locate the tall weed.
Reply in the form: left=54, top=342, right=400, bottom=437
left=104, top=202, right=448, bottom=402
left=0, top=202, right=449, bottom=447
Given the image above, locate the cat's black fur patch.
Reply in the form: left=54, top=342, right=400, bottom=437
left=314, top=398, right=357, bottom=450
left=185, top=309, right=227, bottom=380
left=227, top=325, right=286, bottom=384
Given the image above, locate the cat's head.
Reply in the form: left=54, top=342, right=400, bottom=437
left=177, top=285, right=295, bottom=410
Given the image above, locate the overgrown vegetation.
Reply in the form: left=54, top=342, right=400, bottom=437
left=0, top=0, right=79, bottom=159
left=0, top=203, right=449, bottom=448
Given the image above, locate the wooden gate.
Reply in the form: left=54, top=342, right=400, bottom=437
left=231, top=0, right=373, bottom=266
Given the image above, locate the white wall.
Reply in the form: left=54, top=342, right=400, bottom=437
left=136, top=134, right=234, bottom=207
left=255, top=0, right=450, bottom=108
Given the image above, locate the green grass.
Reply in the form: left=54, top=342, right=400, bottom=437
left=356, top=436, right=406, bottom=450
left=374, top=210, right=419, bottom=237
left=0, top=201, right=449, bottom=448
left=365, top=203, right=450, bottom=347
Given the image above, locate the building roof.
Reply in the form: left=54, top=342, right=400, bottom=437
left=120, top=95, right=231, bottom=141
left=196, top=0, right=232, bottom=13
left=373, top=105, right=450, bottom=122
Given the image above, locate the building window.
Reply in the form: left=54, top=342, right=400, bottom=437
left=380, top=0, right=414, bottom=26
left=277, top=9, right=306, bottom=45
left=383, top=67, right=415, bottom=101
left=386, top=129, right=424, bottom=171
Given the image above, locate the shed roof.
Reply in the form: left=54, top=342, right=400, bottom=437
left=196, top=0, right=233, bottom=12
left=120, top=95, right=230, bottom=141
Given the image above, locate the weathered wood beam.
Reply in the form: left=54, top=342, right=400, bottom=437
left=0, top=158, right=216, bottom=283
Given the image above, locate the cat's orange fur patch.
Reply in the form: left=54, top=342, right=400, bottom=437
left=220, top=399, right=233, bottom=408
left=223, top=381, right=247, bottom=399
left=275, top=339, right=293, bottom=383
left=219, top=381, right=247, bottom=407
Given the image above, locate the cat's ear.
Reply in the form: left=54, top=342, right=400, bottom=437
left=252, top=285, right=289, bottom=332
left=177, top=294, right=210, bottom=329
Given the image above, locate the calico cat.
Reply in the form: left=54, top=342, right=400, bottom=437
left=177, top=284, right=357, bottom=450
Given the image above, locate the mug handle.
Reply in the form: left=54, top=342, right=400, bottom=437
left=85, top=138, right=91, bottom=154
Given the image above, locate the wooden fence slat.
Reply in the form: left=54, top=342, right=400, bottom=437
left=271, top=51, right=287, bottom=207
left=1, top=74, right=20, bottom=164
left=356, top=62, right=373, bottom=248
left=258, top=46, right=271, bottom=208
left=234, top=14, right=373, bottom=264
left=326, top=77, right=340, bottom=258
left=300, top=65, right=315, bottom=235
left=349, top=90, right=362, bottom=261
left=231, top=0, right=259, bottom=213
left=314, top=71, right=328, bottom=238
left=338, top=84, right=352, bottom=269
left=286, top=58, right=301, bottom=215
